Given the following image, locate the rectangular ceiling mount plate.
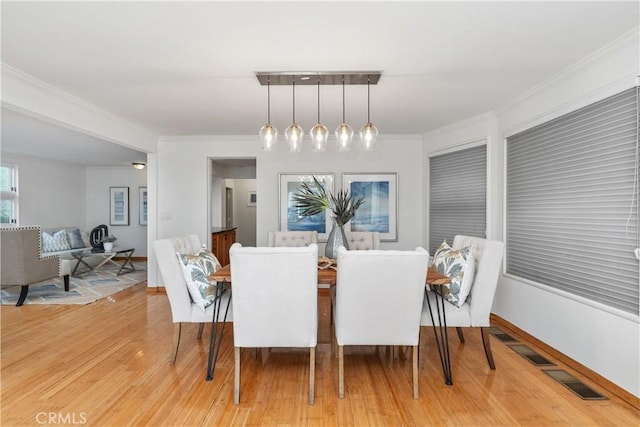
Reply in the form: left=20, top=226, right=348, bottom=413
left=256, top=71, right=381, bottom=86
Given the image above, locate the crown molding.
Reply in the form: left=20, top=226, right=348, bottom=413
left=1, top=62, right=157, bottom=149
left=495, top=27, right=639, bottom=116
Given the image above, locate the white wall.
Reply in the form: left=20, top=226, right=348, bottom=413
left=85, top=167, right=148, bottom=255
left=1, top=152, right=87, bottom=228
left=151, top=134, right=425, bottom=286
left=230, top=179, right=257, bottom=246
left=423, top=29, right=639, bottom=397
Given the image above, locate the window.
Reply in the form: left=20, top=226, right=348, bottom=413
left=429, top=144, right=487, bottom=254
left=506, top=87, right=639, bottom=315
left=1, top=164, right=18, bottom=225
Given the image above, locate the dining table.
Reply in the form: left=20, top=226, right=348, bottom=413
left=206, top=263, right=454, bottom=384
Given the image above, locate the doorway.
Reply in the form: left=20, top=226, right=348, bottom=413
left=209, top=158, right=257, bottom=247
left=225, top=187, right=233, bottom=228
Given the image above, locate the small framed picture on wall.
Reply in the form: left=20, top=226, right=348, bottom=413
left=139, top=187, right=148, bottom=225
left=110, top=187, right=129, bottom=226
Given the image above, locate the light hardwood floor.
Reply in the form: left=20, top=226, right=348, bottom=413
left=1, top=282, right=638, bottom=426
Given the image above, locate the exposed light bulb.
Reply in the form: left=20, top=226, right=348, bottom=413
left=310, top=124, right=329, bottom=151
left=359, top=122, right=378, bottom=151
left=285, top=123, right=304, bottom=152
left=335, top=123, right=353, bottom=151
left=259, top=123, right=278, bottom=151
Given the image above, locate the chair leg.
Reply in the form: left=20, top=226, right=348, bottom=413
left=338, top=345, right=345, bottom=399
left=234, top=346, right=241, bottom=405
left=309, top=347, right=316, bottom=405
left=63, top=275, right=70, bottom=292
left=456, top=327, right=465, bottom=343
left=197, top=323, right=204, bottom=339
left=16, top=285, right=29, bottom=306
left=170, top=323, right=182, bottom=364
left=412, top=345, right=419, bottom=399
left=481, top=327, right=496, bottom=370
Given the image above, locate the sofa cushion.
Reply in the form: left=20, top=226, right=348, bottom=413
left=430, top=240, right=475, bottom=308
left=177, top=250, right=220, bottom=312
left=42, top=230, right=71, bottom=253
left=66, top=228, right=86, bottom=249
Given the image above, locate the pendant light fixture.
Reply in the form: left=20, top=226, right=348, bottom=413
left=309, top=77, right=329, bottom=151
left=359, top=75, right=378, bottom=151
left=335, top=75, right=353, bottom=151
left=285, top=77, right=304, bottom=152
left=259, top=76, right=278, bottom=151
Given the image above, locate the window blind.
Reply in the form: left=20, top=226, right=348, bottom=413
left=429, top=144, right=487, bottom=254
left=506, top=87, right=639, bottom=315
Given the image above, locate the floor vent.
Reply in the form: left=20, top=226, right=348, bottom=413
left=543, top=369, right=607, bottom=400
left=508, top=344, right=555, bottom=366
left=487, top=327, right=517, bottom=342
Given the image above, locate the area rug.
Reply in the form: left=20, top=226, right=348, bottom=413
left=0, top=262, right=147, bottom=305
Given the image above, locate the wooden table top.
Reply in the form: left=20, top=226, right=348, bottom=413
left=209, top=263, right=450, bottom=286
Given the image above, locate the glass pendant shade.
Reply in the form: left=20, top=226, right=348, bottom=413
left=310, top=123, right=329, bottom=151
left=359, top=122, right=378, bottom=151
left=260, top=77, right=278, bottom=151
left=285, top=123, right=304, bottom=152
left=259, top=123, right=278, bottom=151
left=335, top=123, right=353, bottom=151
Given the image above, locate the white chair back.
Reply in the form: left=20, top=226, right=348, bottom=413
left=152, top=234, right=201, bottom=322
left=345, top=231, right=380, bottom=250
left=335, top=246, right=429, bottom=346
left=230, top=243, right=318, bottom=348
left=452, top=235, right=504, bottom=326
left=267, top=231, right=318, bottom=247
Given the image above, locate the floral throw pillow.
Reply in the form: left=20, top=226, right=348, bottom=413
left=430, top=240, right=475, bottom=308
left=195, top=245, right=222, bottom=270
left=177, top=251, right=219, bottom=312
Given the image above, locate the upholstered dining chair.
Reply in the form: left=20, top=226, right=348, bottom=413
left=152, top=235, right=232, bottom=364
left=421, top=235, right=504, bottom=370
left=267, top=231, right=318, bottom=247
left=230, top=243, right=318, bottom=405
left=333, top=246, right=430, bottom=399
left=1, top=226, right=71, bottom=306
left=344, top=231, right=380, bottom=250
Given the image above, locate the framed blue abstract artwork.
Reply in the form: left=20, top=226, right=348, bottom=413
left=342, top=173, right=397, bottom=241
left=279, top=173, right=334, bottom=242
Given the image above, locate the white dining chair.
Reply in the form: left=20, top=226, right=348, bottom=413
left=152, top=235, right=232, bottom=364
left=230, top=243, right=318, bottom=405
left=344, top=231, right=380, bottom=250
left=333, top=246, right=430, bottom=399
left=267, top=231, right=318, bottom=247
left=421, top=235, right=504, bottom=370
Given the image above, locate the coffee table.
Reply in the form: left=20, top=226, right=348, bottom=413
left=71, top=247, right=135, bottom=276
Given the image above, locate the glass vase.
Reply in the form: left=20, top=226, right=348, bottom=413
left=325, top=221, right=349, bottom=259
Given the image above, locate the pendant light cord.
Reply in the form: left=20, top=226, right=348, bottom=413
left=367, top=75, right=371, bottom=123
left=267, top=77, right=271, bottom=123
left=342, top=75, right=346, bottom=123
left=292, top=78, right=296, bottom=124
left=317, top=77, right=321, bottom=123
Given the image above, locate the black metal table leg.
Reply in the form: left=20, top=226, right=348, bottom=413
left=206, top=281, right=232, bottom=381
left=424, top=286, right=453, bottom=385
left=115, top=249, right=136, bottom=275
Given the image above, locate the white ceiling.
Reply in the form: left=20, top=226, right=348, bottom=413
left=1, top=1, right=638, bottom=165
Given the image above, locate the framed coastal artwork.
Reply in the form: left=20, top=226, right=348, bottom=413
left=342, top=173, right=397, bottom=241
left=247, top=191, right=257, bottom=207
left=139, top=187, right=148, bottom=225
left=110, top=186, right=130, bottom=226
left=279, top=173, right=334, bottom=242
